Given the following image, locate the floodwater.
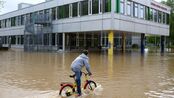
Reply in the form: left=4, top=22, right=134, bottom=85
left=0, top=49, right=174, bottom=98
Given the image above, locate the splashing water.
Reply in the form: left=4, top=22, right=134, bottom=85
left=22, top=84, right=103, bottom=98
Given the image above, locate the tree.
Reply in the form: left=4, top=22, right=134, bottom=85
left=161, top=0, right=174, bottom=45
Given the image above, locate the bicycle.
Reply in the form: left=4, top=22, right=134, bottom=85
left=59, top=72, right=97, bottom=97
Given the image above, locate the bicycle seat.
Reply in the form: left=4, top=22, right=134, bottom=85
left=69, top=74, right=75, bottom=78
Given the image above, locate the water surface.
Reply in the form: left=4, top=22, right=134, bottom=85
left=0, top=50, right=174, bottom=98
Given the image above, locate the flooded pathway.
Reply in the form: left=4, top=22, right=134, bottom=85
left=0, top=50, right=174, bottom=98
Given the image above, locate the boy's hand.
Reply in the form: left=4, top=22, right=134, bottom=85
left=88, top=72, right=92, bottom=76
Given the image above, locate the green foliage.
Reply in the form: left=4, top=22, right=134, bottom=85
left=161, top=0, right=174, bottom=44
left=146, top=36, right=160, bottom=44
left=132, top=44, right=139, bottom=49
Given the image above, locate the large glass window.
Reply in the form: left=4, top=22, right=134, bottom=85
left=11, top=17, right=16, bottom=27
left=58, top=6, right=64, bottom=19
left=153, top=9, right=157, bottom=22
left=150, top=8, right=153, bottom=21
left=17, top=16, right=21, bottom=26
left=158, top=11, right=162, bottom=23
left=58, top=5, right=69, bottom=19
left=92, top=0, right=99, bottom=14
left=162, top=12, right=166, bottom=24
left=120, top=0, right=125, bottom=14
left=89, top=0, right=92, bottom=14
left=72, top=2, right=78, bottom=17
left=21, top=15, right=25, bottom=25
left=133, top=3, right=138, bottom=17
left=103, top=0, right=111, bottom=12
left=167, top=13, right=169, bottom=25
left=81, top=0, right=88, bottom=16
left=15, top=16, right=18, bottom=26
left=64, top=5, right=69, bottom=18
left=45, top=9, right=50, bottom=20
left=52, top=7, right=56, bottom=20
left=26, top=13, right=30, bottom=23
left=127, top=0, right=131, bottom=16
left=0, top=20, right=1, bottom=28
left=99, top=0, right=102, bottom=13
left=145, top=6, right=150, bottom=20
left=5, top=19, right=7, bottom=28
left=140, top=5, right=144, bottom=19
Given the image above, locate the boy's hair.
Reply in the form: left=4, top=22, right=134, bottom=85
left=82, top=49, right=88, bottom=55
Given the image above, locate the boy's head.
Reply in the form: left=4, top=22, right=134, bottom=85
left=82, top=49, right=88, bottom=55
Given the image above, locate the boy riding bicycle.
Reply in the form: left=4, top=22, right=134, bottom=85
left=71, top=49, right=92, bottom=97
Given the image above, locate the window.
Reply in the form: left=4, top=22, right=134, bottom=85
left=103, top=0, right=111, bottom=12
left=99, top=0, right=102, bottom=13
left=69, top=4, right=72, bottom=17
left=0, top=20, right=1, bottom=28
left=21, top=15, right=25, bottom=25
left=120, top=0, right=125, bottom=14
left=58, top=5, right=69, bottom=19
left=140, top=5, right=144, bottom=19
left=92, top=0, right=99, bottom=14
left=145, top=6, right=150, bottom=20
left=72, top=2, right=78, bottom=17
left=133, top=3, right=138, bottom=17
left=64, top=5, right=69, bottom=18
left=81, top=0, right=88, bottom=16
left=45, top=9, right=50, bottom=20
left=17, top=16, right=21, bottom=26
left=31, top=13, right=35, bottom=23
left=58, top=6, right=64, bottom=19
left=158, top=11, right=162, bottom=23
left=127, top=0, right=131, bottom=16
left=167, top=13, right=169, bottom=25
left=162, top=13, right=166, bottom=24
left=78, top=2, right=81, bottom=16
left=89, top=0, right=92, bottom=14
left=15, top=16, right=18, bottom=26
left=150, top=8, right=153, bottom=21
left=11, top=17, right=16, bottom=27
left=153, top=9, right=157, bottom=22
left=5, top=19, right=7, bottom=28
left=26, top=13, right=30, bottom=23
left=52, top=7, right=56, bottom=20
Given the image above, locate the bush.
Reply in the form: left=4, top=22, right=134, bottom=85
left=132, top=44, right=139, bottom=49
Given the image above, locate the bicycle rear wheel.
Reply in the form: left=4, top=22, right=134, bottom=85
left=84, top=80, right=97, bottom=91
left=59, top=84, right=75, bottom=97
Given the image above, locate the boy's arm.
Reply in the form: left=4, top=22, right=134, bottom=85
left=84, top=59, right=92, bottom=75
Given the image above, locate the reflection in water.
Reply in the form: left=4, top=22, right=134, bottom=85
left=0, top=50, right=174, bottom=98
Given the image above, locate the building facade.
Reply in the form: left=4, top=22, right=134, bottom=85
left=0, top=0, right=171, bottom=52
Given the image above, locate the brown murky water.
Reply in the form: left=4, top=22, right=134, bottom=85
left=0, top=49, right=174, bottom=98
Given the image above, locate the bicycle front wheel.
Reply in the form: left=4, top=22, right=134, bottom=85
left=59, top=84, right=75, bottom=97
left=84, top=80, right=97, bottom=91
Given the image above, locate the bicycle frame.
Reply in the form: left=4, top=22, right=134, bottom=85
left=59, top=71, right=93, bottom=96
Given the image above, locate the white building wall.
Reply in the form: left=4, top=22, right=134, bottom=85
left=0, top=0, right=171, bottom=37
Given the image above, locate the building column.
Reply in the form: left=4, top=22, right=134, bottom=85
left=122, top=33, right=126, bottom=52
left=62, top=33, right=65, bottom=51
left=104, top=32, right=107, bottom=47
left=161, top=36, right=165, bottom=53
left=108, top=31, right=114, bottom=55
left=16, top=36, right=18, bottom=45
left=84, top=33, right=86, bottom=48
left=100, top=32, right=103, bottom=47
left=92, top=33, right=94, bottom=47
left=55, top=33, right=58, bottom=46
left=19, top=35, right=21, bottom=45
left=76, top=33, right=79, bottom=48
left=141, top=33, right=145, bottom=54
